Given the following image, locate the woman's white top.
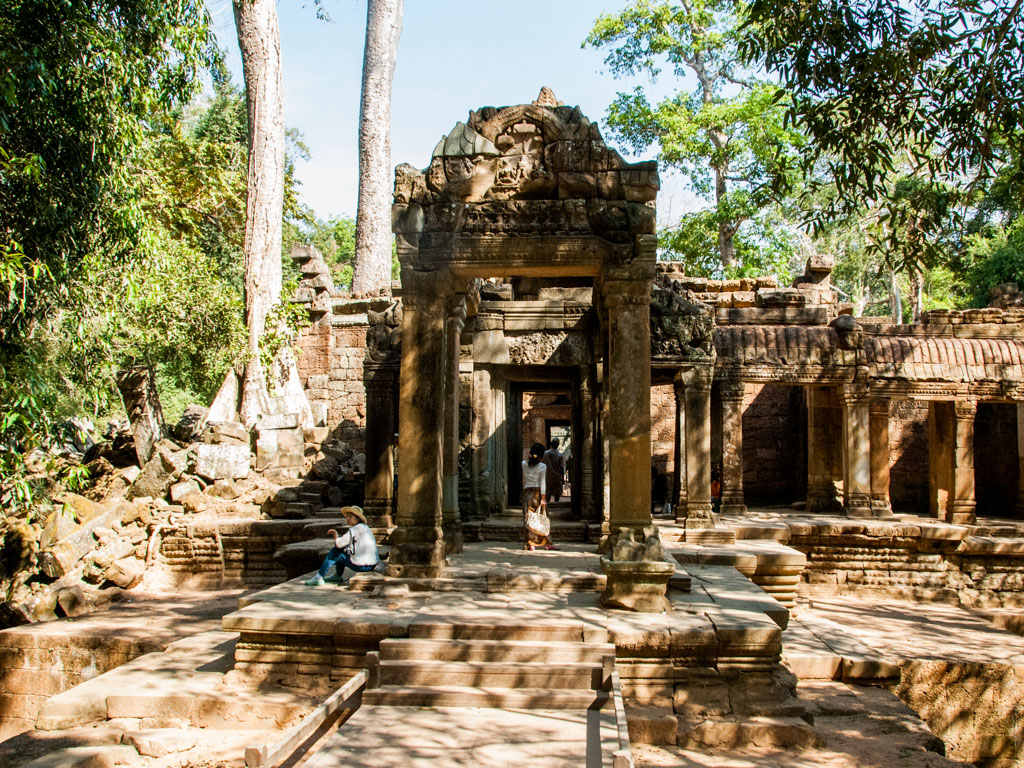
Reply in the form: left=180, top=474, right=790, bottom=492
left=521, top=460, right=546, bottom=494
left=334, top=522, right=380, bottom=566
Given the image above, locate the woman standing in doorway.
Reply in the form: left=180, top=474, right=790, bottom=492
left=522, top=442, right=558, bottom=550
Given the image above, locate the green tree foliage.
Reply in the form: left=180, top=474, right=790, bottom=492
left=585, top=0, right=804, bottom=271
left=741, top=0, right=1024, bottom=209
left=0, top=0, right=215, bottom=512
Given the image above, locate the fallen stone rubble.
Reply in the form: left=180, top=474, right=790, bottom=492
left=0, top=409, right=365, bottom=631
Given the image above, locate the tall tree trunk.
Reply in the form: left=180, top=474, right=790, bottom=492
left=890, top=269, right=903, bottom=324
left=351, top=0, right=403, bottom=297
left=909, top=267, right=923, bottom=323
left=234, top=0, right=285, bottom=427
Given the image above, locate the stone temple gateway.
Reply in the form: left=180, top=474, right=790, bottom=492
left=374, top=87, right=664, bottom=580
left=365, top=89, right=1024, bottom=576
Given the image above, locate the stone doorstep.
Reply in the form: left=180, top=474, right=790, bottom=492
left=361, top=684, right=611, bottom=710
left=377, top=659, right=603, bottom=689
left=960, top=535, right=1024, bottom=555
left=971, top=608, right=1024, bottom=636
left=34, top=630, right=313, bottom=731
left=791, top=615, right=901, bottom=682
left=377, top=638, right=616, bottom=664
left=21, top=745, right=139, bottom=768
left=677, top=716, right=821, bottom=750
left=407, top=618, right=587, bottom=643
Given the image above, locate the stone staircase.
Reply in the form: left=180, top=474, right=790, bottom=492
left=365, top=620, right=614, bottom=709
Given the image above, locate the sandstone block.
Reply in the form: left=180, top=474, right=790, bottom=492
left=122, top=729, right=198, bottom=757
left=202, top=421, right=249, bottom=446
left=257, top=413, right=299, bottom=431
left=105, top=557, right=144, bottom=589
left=194, top=443, right=250, bottom=481
left=168, top=479, right=200, bottom=502
left=38, top=504, right=122, bottom=579
left=129, top=442, right=187, bottom=500
left=626, top=706, right=677, bottom=745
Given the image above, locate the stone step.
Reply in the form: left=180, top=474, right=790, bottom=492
left=378, top=638, right=615, bottom=664
left=407, top=620, right=585, bottom=642
left=378, top=659, right=603, bottom=689
left=678, top=715, right=821, bottom=750
left=363, top=685, right=609, bottom=710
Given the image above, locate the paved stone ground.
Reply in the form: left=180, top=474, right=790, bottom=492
left=797, top=595, right=1024, bottom=664
left=634, top=680, right=973, bottom=768
left=300, top=705, right=617, bottom=768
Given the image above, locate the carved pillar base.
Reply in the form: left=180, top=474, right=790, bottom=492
left=599, top=559, right=674, bottom=612
left=386, top=525, right=446, bottom=579
left=599, top=526, right=673, bottom=612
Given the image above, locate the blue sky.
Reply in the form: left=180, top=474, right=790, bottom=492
left=208, top=0, right=696, bottom=222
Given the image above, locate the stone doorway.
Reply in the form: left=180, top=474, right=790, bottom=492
left=507, top=380, right=581, bottom=519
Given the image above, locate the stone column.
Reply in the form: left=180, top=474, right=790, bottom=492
left=840, top=383, right=872, bottom=517
left=469, top=367, right=493, bottom=521
left=604, top=281, right=654, bottom=532
left=362, top=361, right=398, bottom=527
left=579, top=365, right=599, bottom=523
left=1017, top=403, right=1024, bottom=518
left=441, top=300, right=466, bottom=554
left=719, top=378, right=747, bottom=515
left=869, top=398, right=892, bottom=516
left=929, top=401, right=954, bottom=521
left=680, top=365, right=714, bottom=527
left=950, top=400, right=977, bottom=525
left=806, top=386, right=840, bottom=512
left=672, top=375, right=687, bottom=519
left=388, top=270, right=448, bottom=578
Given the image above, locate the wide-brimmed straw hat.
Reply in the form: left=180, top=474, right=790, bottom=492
left=341, top=505, right=367, bottom=524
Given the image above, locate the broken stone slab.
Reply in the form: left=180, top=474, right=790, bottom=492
left=171, top=404, right=209, bottom=443
left=257, top=413, right=300, bottom=431
left=193, top=442, right=251, bottom=481
left=129, top=440, right=188, bottom=500
left=21, top=745, right=139, bottom=768
left=105, top=556, right=145, bottom=589
left=168, top=478, right=201, bottom=503
left=122, top=728, right=199, bottom=757
left=201, top=421, right=249, bottom=446
left=38, top=503, right=123, bottom=579
left=116, top=365, right=165, bottom=467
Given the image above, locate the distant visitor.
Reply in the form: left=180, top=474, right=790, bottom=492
left=305, top=506, right=380, bottom=586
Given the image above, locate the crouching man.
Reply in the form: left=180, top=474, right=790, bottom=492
left=305, top=506, right=380, bottom=586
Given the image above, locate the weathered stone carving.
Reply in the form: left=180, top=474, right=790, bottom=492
left=506, top=332, right=588, bottom=366
left=650, top=277, right=715, bottom=359
left=392, top=88, right=658, bottom=246
left=366, top=301, right=403, bottom=363
left=600, top=526, right=674, bottom=613
left=831, top=314, right=864, bottom=351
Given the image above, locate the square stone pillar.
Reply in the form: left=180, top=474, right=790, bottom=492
left=441, top=300, right=466, bottom=555
left=840, top=384, right=872, bottom=517
left=719, top=378, right=747, bottom=516
left=1017, top=403, right=1024, bottom=518
left=388, top=270, right=449, bottom=578
left=929, top=401, right=954, bottom=522
left=869, top=398, right=892, bottom=516
left=806, top=386, right=841, bottom=512
left=950, top=400, right=977, bottom=525
left=603, top=279, right=654, bottom=531
left=362, top=361, right=398, bottom=527
left=672, top=376, right=687, bottom=516
left=679, top=365, right=714, bottom=527
left=579, top=365, right=600, bottom=523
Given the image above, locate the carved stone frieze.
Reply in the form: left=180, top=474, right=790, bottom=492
left=505, top=331, right=588, bottom=366
left=650, top=276, right=715, bottom=360
left=365, top=301, right=403, bottom=364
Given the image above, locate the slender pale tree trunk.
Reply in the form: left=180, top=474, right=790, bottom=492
left=351, top=0, right=403, bottom=297
left=233, top=0, right=285, bottom=427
